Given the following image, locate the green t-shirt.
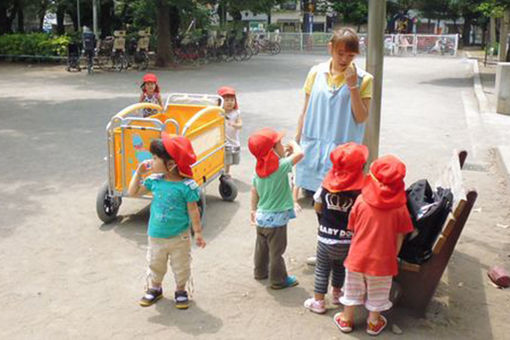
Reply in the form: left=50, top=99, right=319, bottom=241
left=252, top=157, right=294, bottom=213
left=143, top=175, right=200, bottom=238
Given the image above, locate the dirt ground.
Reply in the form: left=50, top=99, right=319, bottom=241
left=1, top=55, right=509, bottom=339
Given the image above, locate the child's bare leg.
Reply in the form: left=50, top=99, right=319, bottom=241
left=342, top=305, right=355, bottom=321
left=225, top=164, right=231, bottom=175
left=368, top=311, right=380, bottom=324
left=314, top=292, right=325, bottom=301
left=151, top=281, right=162, bottom=289
left=176, top=284, right=185, bottom=291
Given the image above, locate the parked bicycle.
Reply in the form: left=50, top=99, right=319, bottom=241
left=126, top=30, right=150, bottom=70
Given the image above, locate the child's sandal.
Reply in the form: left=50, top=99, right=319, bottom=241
left=139, top=288, right=163, bottom=307
left=175, top=290, right=189, bottom=310
left=333, top=312, right=354, bottom=333
left=270, top=275, right=299, bottom=289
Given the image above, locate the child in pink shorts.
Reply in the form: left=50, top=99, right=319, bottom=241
left=334, top=155, right=414, bottom=336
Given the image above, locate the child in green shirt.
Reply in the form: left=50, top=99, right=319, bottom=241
left=248, top=128, right=304, bottom=289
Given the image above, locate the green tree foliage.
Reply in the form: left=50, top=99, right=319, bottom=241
left=329, top=0, right=368, bottom=28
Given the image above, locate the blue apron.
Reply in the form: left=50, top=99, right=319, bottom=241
left=295, top=61, right=366, bottom=192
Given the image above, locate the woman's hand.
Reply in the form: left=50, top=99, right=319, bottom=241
left=345, top=63, right=358, bottom=88
left=250, top=210, right=256, bottom=226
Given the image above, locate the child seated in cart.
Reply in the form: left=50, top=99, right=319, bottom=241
left=128, top=133, right=206, bottom=310
left=139, top=73, right=163, bottom=117
left=217, top=86, right=242, bottom=178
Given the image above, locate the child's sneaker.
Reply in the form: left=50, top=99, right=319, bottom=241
left=332, top=288, right=342, bottom=305
left=174, top=290, right=189, bottom=310
left=333, top=312, right=353, bottom=333
left=139, top=287, right=163, bottom=307
left=270, top=275, right=299, bottom=289
left=366, top=315, right=387, bottom=336
left=304, top=298, right=326, bottom=314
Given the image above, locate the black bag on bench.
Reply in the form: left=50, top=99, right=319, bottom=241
left=399, top=179, right=453, bottom=264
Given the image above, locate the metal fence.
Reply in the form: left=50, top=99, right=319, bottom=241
left=263, top=32, right=459, bottom=57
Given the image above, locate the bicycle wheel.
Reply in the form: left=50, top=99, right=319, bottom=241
left=112, top=53, right=125, bottom=72
left=137, top=51, right=149, bottom=70
left=243, top=46, right=253, bottom=61
left=233, top=48, right=248, bottom=62
left=270, top=42, right=281, bottom=55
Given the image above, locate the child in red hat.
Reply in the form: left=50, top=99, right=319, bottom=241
left=334, top=155, right=414, bottom=336
left=128, top=133, right=206, bottom=310
left=303, top=142, right=368, bottom=314
left=248, top=128, right=304, bottom=289
left=217, top=86, right=242, bottom=178
left=139, top=73, right=163, bottom=117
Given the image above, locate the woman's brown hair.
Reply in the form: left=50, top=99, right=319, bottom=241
left=330, top=27, right=360, bottom=53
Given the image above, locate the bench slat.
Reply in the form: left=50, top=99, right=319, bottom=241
left=453, top=198, right=467, bottom=219
left=432, top=234, right=447, bottom=254
left=441, top=214, right=456, bottom=237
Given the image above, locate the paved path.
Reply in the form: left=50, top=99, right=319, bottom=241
left=0, top=55, right=509, bottom=339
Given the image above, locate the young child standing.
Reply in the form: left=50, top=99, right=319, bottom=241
left=334, top=155, right=414, bottom=336
left=128, top=133, right=206, bottom=310
left=304, top=142, right=368, bottom=314
left=218, top=86, right=242, bottom=178
left=248, top=128, right=304, bottom=289
left=139, top=73, right=163, bottom=117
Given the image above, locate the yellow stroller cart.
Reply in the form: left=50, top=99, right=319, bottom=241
left=96, top=93, right=238, bottom=223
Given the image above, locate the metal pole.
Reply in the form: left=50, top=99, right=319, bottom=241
left=363, top=0, right=386, bottom=164
left=76, top=0, right=81, bottom=31
left=92, top=0, right=98, bottom=38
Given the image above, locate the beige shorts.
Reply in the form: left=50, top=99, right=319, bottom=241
left=146, top=231, right=191, bottom=288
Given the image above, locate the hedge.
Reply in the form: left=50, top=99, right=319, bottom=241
left=0, top=33, right=71, bottom=57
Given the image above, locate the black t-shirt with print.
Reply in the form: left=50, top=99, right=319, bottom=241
left=315, top=187, right=360, bottom=242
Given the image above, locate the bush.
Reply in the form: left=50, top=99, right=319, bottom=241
left=0, top=33, right=71, bottom=56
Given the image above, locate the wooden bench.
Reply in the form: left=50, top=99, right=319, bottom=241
left=394, top=150, right=478, bottom=316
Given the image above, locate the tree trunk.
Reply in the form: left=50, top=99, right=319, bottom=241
left=38, top=0, right=48, bottom=32
left=156, top=0, right=171, bottom=67
left=100, top=0, right=114, bottom=38
left=499, top=9, right=510, bottom=62
left=16, top=2, right=24, bottom=33
left=462, top=16, right=472, bottom=46
left=231, top=9, right=242, bottom=22
left=56, top=3, right=65, bottom=34
left=169, top=5, right=179, bottom=40
left=0, top=2, right=12, bottom=34
left=490, top=16, right=496, bottom=47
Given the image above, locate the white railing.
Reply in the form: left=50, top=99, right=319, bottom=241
left=261, top=32, right=459, bottom=57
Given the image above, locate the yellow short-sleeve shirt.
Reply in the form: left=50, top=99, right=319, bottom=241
left=303, top=60, right=373, bottom=99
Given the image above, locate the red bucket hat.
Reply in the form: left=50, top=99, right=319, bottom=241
left=322, top=142, right=368, bottom=193
left=162, top=133, right=197, bottom=178
left=362, top=155, right=407, bottom=209
left=141, top=73, right=160, bottom=93
left=248, top=128, right=284, bottom=178
left=217, top=86, right=238, bottom=109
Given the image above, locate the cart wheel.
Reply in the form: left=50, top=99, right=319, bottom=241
left=219, top=176, right=238, bottom=201
left=96, top=181, right=122, bottom=223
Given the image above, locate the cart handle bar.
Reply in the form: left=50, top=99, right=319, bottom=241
left=113, top=103, right=163, bottom=120
left=182, top=106, right=225, bottom=136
